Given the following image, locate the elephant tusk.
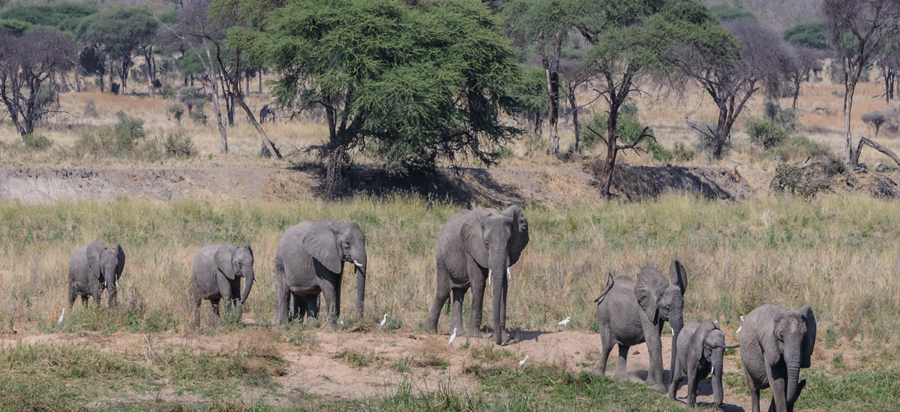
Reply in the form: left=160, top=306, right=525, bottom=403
left=353, top=260, right=363, bottom=268
left=488, top=269, right=492, bottom=285
left=507, top=267, right=512, bottom=281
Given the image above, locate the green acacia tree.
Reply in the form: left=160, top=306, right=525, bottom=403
left=242, top=0, right=521, bottom=194
left=78, top=8, right=158, bottom=94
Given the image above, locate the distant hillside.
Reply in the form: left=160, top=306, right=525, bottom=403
left=703, top=0, right=822, bottom=32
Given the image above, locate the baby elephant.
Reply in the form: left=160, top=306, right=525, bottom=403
left=669, top=320, right=734, bottom=408
left=68, top=240, right=125, bottom=308
left=191, top=243, right=255, bottom=322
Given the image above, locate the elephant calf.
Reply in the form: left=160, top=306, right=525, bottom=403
left=669, top=320, right=733, bottom=408
left=68, top=240, right=125, bottom=308
left=191, top=243, right=255, bottom=322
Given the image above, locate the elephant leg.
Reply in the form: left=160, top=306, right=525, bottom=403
left=686, top=369, right=699, bottom=407
left=614, top=344, right=630, bottom=380
left=450, top=288, right=467, bottom=336
left=229, top=280, right=242, bottom=322
left=746, top=368, right=761, bottom=412
left=333, top=274, right=342, bottom=322
left=595, top=328, right=616, bottom=376
left=426, top=265, right=452, bottom=334
left=769, top=370, right=788, bottom=412
left=215, top=273, right=234, bottom=319
left=68, top=286, right=76, bottom=308
left=210, top=299, right=221, bottom=321
left=274, top=257, right=291, bottom=325
left=320, top=279, right=338, bottom=326
left=497, top=275, right=509, bottom=343
left=80, top=295, right=89, bottom=307
left=306, top=295, right=320, bottom=320
left=642, top=318, right=666, bottom=393
left=668, top=360, right=683, bottom=400
left=92, top=285, right=101, bottom=307
left=289, top=294, right=300, bottom=322
left=467, top=261, right=486, bottom=338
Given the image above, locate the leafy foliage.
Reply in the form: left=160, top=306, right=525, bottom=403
left=783, top=21, right=828, bottom=50
left=584, top=112, right=670, bottom=162
left=708, top=4, right=758, bottom=22
left=747, top=117, right=792, bottom=149
left=253, top=0, right=522, bottom=174
left=861, top=110, right=888, bottom=135
left=77, top=7, right=158, bottom=93
left=0, top=2, right=97, bottom=33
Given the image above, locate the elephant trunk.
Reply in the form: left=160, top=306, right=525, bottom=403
left=490, top=250, right=507, bottom=345
left=104, top=264, right=118, bottom=308
left=669, top=310, right=684, bottom=377
left=240, top=267, right=255, bottom=305
left=354, top=255, right=367, bottom=318
left=712, top=348, right=725, bottom=406
left=785, top=343, right=803, bottom=406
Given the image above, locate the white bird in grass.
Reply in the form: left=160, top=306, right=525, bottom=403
left=449, top=328, right=457, bottom=346
left=340, top=320, right=345, bottom=328
left=58, top=308, right=65, bottom=325
left=519, top=355, right=529, bottom=368
left=558, top=316, right=571, bottom=329
left=736, top=315, right=745, bottom=334
left=378, top=313, right=387, bottom=330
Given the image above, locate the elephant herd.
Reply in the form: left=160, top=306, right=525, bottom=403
left=65, top=204, right=816, bottom=411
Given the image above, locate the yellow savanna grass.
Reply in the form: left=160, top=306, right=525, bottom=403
left=1, top=193, right=898, bottom=351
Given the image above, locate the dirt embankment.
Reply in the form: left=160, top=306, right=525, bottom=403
left=0, top=164, right=758, bottom=205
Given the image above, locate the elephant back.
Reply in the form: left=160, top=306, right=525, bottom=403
left=68, top=244, right=91, bottom=281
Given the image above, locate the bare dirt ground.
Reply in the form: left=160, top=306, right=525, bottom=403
left=0, top=328, right=757, bottom=409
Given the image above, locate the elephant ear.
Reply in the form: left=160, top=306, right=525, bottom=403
left=461, top=209, right=492, bottom=268
left=502, top=205, right=529, bottom=266
left=242, top=243, right=253, bottom=258
left=215, top=243, right=238, bottom=280
left=635, top=265, right=668, bottom=324
left=303, top=220, right=342, bottom=273
left=111, top=243, right=125, bottom=279
left=669, top=260, right=688, bottom=295
left=799, top=305, right=816, bottom=368
left=87, top=240, right=106, bottom=281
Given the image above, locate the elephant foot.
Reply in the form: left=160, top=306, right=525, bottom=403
left=592, top=367, right=606, bottom=376
left=648, top=381, right=666, bottom=394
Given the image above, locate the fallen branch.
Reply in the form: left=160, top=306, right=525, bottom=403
left=858, top=136, right=900, bottom=168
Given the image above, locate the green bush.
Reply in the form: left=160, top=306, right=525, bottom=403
left=167, top=104, right=185, bottom=124
left=163, top=131, right=195, bottom=157
left=22, top=133, right=53, bottom=150
left=747, top=117, right=792, bottom=149
left=113, top=111, right=145, bottom=150
left=74, top=111, right=147, bottom=158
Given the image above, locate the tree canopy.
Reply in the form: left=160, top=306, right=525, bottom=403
left=78, top=7, right=158, bottom=93
left=251, top=0, right=521, bottom=187
left=783, top=21, right=828, bottom=50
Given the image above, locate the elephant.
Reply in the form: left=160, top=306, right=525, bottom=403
left=425, top=205, right=529, bottom=345
left=273, top=220, right=367, bottom=326
left=593, top=260, right=688, bottom=393
left=67, top=240, right=125, bottom=308
left=740, top=304, right=816, bottom=412
left=191, top=243, right=255, bottom=322
left=669, top=320, right=735, bottom=408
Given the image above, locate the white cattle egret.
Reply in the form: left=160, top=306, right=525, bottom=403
left=58, top=308, right=65, bottom=325
left=449, top=328, right=457, bottom=346
left=340, top=320, right=345, bottom=328
left=378, top=313, right=387, bottom=330
left=558, top=316, right=571, bottom=329
left=519, top=355, right=529, bottom=368
left=736, top=315, right=745, bottom=334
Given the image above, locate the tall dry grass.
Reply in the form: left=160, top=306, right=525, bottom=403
left=1, top=193, right=899, bottom=348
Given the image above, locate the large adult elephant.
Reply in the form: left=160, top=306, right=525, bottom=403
left=67, top=240, right=125, bottom=308
left=425, top=206, right=529, bottom=345
left=191, top=243, right=255, bottom=322
left=274, top=220, right=367, bottom=326
left=593, top=260, right=688, bottom=393
left=740, top=304, right=816, bottom=412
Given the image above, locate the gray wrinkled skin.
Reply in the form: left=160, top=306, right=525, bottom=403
left=273, top=220, right=367, bottom=327
left=669, top=320, right=727, bottom=408
left=68, top=240, right=125, bottom=308
left=593, top=261, right=688, bottom=393
left=740, top=304, right=816, bottom=412
left=191, top=242, right=255, bottom=323
left=425, top=205, right=529, bottom=345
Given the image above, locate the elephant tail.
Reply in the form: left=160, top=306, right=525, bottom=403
left=724, top=344, right=740, bottom=349
left=594, top=273, right=615, bottom=305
